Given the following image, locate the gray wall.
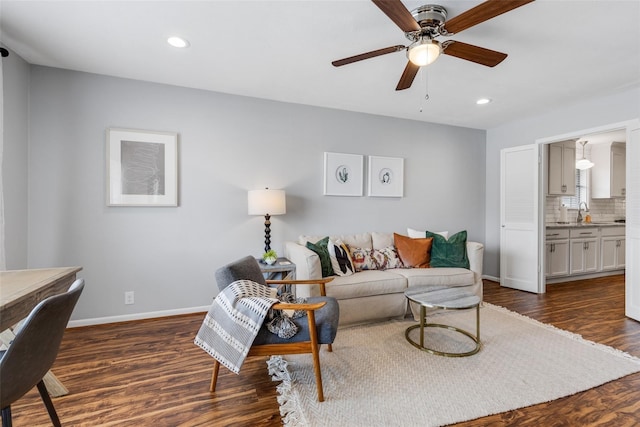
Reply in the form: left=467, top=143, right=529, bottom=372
left=22, top=65, right=485, bottom=322
left=2, top=48, right=29, bottom=269
left=484, top=86, right=640, bottom=277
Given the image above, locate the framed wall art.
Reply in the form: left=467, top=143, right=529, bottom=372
left=323, top=152, right=364, bottom=196
left=107, top=128, right=178, bottom=206
left=368, top=155, right=404, bottom=197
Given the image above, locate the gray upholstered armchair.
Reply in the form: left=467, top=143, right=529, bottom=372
left=210, top=255, right=339, bottom=402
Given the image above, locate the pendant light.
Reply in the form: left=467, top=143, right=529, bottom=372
left=576, top=140, right=594, bottom=170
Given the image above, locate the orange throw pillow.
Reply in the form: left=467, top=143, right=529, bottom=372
left=394, top=233, right=433, bottom=268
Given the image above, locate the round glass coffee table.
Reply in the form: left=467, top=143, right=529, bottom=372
left=404, top=286, right=481, bottom=357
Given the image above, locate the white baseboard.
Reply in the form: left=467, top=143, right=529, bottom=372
left=546, top=269, right=624, bottom=284
left=482, top=274, right=500, bottom=283
left=68, top=305, right=210, bottom=328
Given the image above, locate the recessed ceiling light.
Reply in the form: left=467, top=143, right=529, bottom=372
left=167, top=36, right=189, bottom=48
left=476, top=98, right=492, bottom=105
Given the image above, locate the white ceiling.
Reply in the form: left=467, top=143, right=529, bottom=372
left=2, top=0, right=639, bottom=130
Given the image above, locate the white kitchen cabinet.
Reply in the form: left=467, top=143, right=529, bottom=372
left=547, top=225, right=625, bottom=281
left=548, top=140, right=576, bottom=196
left=570, top=238, right=599, bottom=274
left=569, top=228, right=599, bottom=275
left=545, top=229, right=569, bottom=277
left=591, top=142, right=626, bottom=198
left=601, top=226, right=626, bottom=270
left=546, top=241, right=570, bottom=277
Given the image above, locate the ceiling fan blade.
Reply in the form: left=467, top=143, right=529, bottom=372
left=332, top=45, right=405, bottom=67
left=442, top=41, right=507, bottom=67
left=372, top=0, right=420, bottom=32
left=443, top=0, right=534, bottom=35
left=396, top=61, right=420, bottom=91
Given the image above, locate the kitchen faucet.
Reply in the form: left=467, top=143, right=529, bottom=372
left=577, top=202, right=589, bottom=223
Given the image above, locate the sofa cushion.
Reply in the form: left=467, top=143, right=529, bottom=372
left=392, top=267, right=475, bottom=288
left=372, top=232, right=394, bottom=249
left=328, top=239, right=355, bottom=276
left=426, top=230, right=470, bottom=269
left=394, top=233, right=432, bottom=268
left=305, top=237, right=334, bottom=277
left=407, top=228, right=449, bottom=239
left=300, top=233, right=373, bottom=250
left=325, top=270, right=407, bottom=300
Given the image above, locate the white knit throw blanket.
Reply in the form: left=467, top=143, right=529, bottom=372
left=194, top=280, right=278, bottom=374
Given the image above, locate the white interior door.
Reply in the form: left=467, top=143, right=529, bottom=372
left=500, top=145, right=541, bottom=292
left=625, top=121, right=640, bottom=321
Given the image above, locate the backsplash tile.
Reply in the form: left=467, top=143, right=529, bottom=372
left=546, top=196, right=626, bottom=224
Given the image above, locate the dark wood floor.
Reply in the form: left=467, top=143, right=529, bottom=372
left=11, top=275, right=640, bottom=426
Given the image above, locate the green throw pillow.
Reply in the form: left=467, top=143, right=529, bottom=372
left=425, top=230, right=470, bottom=269
left=306, top=236, right=335, bottom=277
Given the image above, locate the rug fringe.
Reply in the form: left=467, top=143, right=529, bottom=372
left=484, top=303, right=640, bottom=363
left=267, top=356, right=306, bottom=426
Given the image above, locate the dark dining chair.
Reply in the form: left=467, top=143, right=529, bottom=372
left=208, top=255, right=339, bottom=402
left=1, top=279, right=84, bottom=427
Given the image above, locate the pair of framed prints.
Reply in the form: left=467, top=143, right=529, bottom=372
left=323, top=152, right=404, bottom=197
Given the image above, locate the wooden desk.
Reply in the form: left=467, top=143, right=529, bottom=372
left=0, top=266, right=82, bottom=396
left=0, top=266, right=82, bottom=332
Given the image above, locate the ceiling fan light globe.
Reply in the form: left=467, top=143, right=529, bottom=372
left=407, top=39, right=441, bottom=66
left=576, top=159, right=594, bottom=170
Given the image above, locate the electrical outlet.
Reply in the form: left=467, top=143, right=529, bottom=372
left=124, top=291, right=134, bottom=305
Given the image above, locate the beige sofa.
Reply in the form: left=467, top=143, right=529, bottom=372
left=284, top=232, right=484, bottom=326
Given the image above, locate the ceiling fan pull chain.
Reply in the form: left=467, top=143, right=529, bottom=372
left=420, top=67, right=430, bottom=112
left=424, top=66, right=430, bottom=100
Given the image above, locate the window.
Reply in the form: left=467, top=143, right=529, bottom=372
left=561, top=168, right=589, bottom=209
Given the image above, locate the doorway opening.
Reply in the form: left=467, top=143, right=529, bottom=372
left=537, top=122, right=630, bottom=294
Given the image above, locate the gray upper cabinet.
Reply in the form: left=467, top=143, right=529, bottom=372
left=591, top=142, right=626, bottom=198
left=548, top=140, right=576, bottom=196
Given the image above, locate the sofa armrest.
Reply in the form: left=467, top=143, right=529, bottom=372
left=284, top=241, right=323, bottom=298
left=467, top=241, right=484, bottom=283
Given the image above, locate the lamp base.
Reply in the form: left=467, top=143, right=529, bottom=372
left=263, top=214, right=271, bottom=253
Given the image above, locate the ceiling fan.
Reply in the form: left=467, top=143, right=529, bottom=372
left=332, top=0, right=534, bottom=90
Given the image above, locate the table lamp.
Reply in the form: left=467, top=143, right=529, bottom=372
left=248, top=188, right=286, bottom=253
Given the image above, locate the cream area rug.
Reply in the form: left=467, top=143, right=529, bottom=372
left=268, top=303, right=640, bottom=427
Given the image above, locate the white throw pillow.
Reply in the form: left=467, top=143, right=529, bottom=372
left=407, top=228, right=449, bottom=240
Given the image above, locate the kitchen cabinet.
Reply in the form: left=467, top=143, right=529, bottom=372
left=601, top=227, right=626, bottom=270
left=548, top=140, right=576, bottom=196
left=546, top=225, right=625, bottom=281
left=569, top=228, right=599, bottom=275
left=591, top=142, right=626, bottom=198
left=545, top=229, right=569, bottom=277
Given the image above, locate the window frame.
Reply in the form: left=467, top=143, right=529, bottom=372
left=561, top=168, right=589, bottom=210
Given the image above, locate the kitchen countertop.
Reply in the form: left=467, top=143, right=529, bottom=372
left=546, top=222, right=625, bottom=229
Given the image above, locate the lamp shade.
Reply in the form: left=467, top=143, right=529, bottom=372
left=576, top=158, right=594, bottom=170
left=248, top=189, right=286, bottom=216
left=576, top=140, right=594, bottom=170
